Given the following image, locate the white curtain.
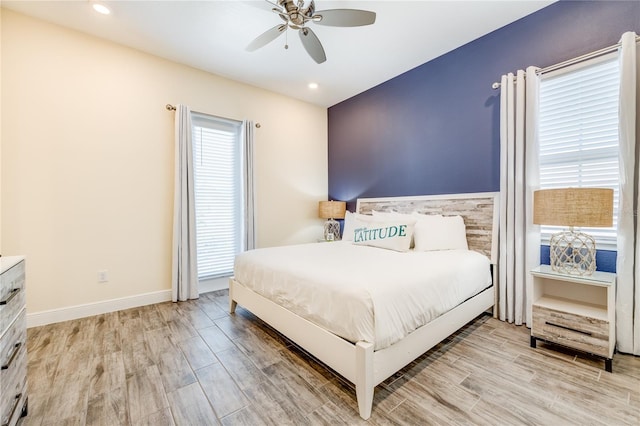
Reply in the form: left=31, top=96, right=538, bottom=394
left=172, top=104, right=199, bottom=302
left=242, top=120, right=257, bottom=251
left=498, top=67, right=540, bottom=327
left=616, top=31, right=639, bottom=355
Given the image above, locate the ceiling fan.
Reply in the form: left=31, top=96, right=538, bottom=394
left=246, top=0, right=376, bottom=64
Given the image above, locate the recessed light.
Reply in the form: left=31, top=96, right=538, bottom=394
left=308, top=82, right=318, bottom=90
left=92, top=3, right=111, bottom=15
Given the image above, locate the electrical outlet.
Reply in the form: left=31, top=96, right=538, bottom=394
left=98, top=270, right=108, bottom=283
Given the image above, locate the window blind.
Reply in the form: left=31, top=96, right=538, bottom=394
left=538, top=54, right=619, bottom=249
left=192, top=113, right=242, bottom=279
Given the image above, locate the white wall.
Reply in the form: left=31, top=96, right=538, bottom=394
left=0, top=9, right=327, bottom=319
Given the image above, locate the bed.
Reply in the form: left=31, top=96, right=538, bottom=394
left=229, top=192, right=499, bottom=420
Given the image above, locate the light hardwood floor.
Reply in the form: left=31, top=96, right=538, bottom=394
left=21, top=290, right=639, bottom=425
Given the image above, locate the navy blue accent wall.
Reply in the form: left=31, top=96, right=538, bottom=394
left=540, top=246, right=617, bottom=273
left=328, top=1, right=640, bottom=208
left=328, top=1, right=639, bottom=272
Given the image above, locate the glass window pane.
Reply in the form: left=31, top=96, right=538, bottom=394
left=538, top=55, right=619, bottom=250
left=192, top=113, right=242, bottom=279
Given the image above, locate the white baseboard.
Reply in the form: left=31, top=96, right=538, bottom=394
left=27, top=290, right=173, bottom=328
left=198, top=276, right=230, bottom=294
left=26, top=278, right=230, bottom=328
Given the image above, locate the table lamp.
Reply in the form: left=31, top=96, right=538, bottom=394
left=318, top=200, right=346, bottom=241
left=533, top=188, right=613, bottom=275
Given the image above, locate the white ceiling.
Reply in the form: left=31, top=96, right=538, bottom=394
left=2, top=0, right=555, bottom=107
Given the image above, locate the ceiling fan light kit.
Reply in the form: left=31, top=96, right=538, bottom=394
left=247, top=0, right=376, bottom=64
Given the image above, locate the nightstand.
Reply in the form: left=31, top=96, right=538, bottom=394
left=530, top=265, right=616, bottom=372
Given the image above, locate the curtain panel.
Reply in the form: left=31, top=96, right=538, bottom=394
left=172, top=104, right=199, bottom=302
left=616, top=31, right=639, bottom=355
left=498, top=67, right=540, bottom=327
left=242, top=120, right=257, bottom=251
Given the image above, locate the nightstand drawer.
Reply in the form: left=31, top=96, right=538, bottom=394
left=532, top=305, right=610, bottom=358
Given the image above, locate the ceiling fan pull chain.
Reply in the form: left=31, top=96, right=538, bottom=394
left=285, top=26, right=289, bottom=50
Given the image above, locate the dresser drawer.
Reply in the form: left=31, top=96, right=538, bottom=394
left=532, top=305, right=610, bottom=358
left=0, top=309, right=27, bottom=426
left=0, top=387, right=26, bottom=426
left=0, top=261, right=25, bottom=337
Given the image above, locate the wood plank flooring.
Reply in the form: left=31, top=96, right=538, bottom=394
left=21, top=290, right=639, bottom=425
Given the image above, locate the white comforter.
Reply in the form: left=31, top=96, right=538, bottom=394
left=233, top=242, right=492, bottom=350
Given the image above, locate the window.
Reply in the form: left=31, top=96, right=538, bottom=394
left=192, top=113, right=243, bottom=279
left=538, top=54, right=619, bottom=250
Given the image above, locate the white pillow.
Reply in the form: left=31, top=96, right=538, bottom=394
left=342, top=211, right=375, bottom=241
left=413, top=214, right=468, bottom=251
left=352, top=218, right=416, bottom=252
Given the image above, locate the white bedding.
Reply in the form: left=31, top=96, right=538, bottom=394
left=233, top=242, right=492, bottom=350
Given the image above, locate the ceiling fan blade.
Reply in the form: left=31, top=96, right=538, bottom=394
left=314, top=9, right=376, bottom=27
left=246, top=24, right=287, bottom=52
left=299, top=27, right=326, bottom=64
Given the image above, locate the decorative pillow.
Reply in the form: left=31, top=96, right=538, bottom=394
left=342, top=211, right=376, bottom=241
left=352, top=218, right=416, bottom=252
left=373, top=210, right=417, bottom=247
left=413, top=214, right=468, bottom=251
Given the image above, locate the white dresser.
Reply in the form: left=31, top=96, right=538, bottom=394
left=0, top=257, right=27, bottom=426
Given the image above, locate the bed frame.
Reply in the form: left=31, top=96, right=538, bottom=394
left=229, top=192, right=499, bottom=419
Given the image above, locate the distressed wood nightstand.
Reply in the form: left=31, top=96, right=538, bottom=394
left=530, top=265, right=616, bottom=372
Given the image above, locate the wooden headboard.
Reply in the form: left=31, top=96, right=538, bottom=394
left=355, top=192, right=499, bottom=264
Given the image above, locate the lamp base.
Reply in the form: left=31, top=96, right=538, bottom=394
left=323, top=219, right=341, bottom=241
left=549, top=229, right=596, bottom=276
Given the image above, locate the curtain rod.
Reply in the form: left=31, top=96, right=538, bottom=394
left=491, top=35, right=639, bottom=89
left=165, top=104, right=261, bottom=128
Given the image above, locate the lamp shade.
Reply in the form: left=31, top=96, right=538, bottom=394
left=318, top=200, right=346, bottom=219
left=533, top=188, right=613, bottom=227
